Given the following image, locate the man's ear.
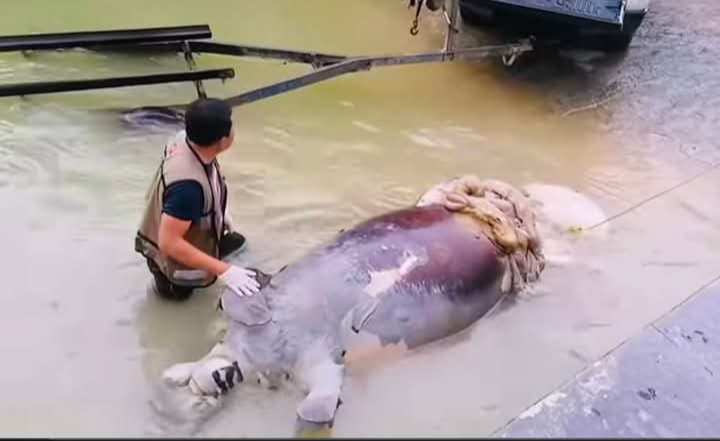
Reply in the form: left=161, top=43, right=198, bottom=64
left=218, top=135, right=233, bottom=151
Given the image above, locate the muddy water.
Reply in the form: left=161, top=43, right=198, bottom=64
left=1, top=0, right=719, bottom=437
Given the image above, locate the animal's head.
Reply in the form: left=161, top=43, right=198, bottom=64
left=217, top=268, right=274, bottom=326
left=215, top=268, right=288, bottom=384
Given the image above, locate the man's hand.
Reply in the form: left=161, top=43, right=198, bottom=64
left=158, top=213, right=259, bottom=296
left=218, top=265, right=260, bottom=297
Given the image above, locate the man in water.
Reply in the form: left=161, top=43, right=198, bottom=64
left=135, top=98, right=260, bottom=300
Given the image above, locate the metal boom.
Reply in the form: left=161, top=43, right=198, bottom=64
left=0, top=21, right=534, bottom=110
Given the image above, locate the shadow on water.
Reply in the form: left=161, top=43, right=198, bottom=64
left=118, top=106, right=186, bottom=131
left=456, top=22, right=636, bottom=116
left=132, top=282, right=225, bottom=430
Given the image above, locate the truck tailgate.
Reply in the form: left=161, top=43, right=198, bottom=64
left=484, top=0, right=625, bottom=26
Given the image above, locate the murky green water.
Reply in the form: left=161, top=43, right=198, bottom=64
left=1, top=0, right=719, bottom=437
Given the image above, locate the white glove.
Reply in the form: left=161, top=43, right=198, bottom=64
left=218, top=265, right=260, bottom=297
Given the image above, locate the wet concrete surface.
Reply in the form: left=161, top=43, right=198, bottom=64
left=490, top=0, right=720, bottom=167
left=496, top=278, right=720, bottom=438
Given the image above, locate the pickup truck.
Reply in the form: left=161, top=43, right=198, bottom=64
left=457, top=0, right=649, bottom=51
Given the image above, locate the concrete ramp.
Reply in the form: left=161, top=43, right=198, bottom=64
left=495, top=279, right=720, bottom=438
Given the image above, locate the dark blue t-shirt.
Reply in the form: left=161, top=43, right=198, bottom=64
left=162, top=180, right=205, bottom=221
left=162, top=163, right=214, bottom=222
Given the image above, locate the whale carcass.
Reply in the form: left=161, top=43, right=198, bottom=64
left=160, top=175, right=546, bottom=425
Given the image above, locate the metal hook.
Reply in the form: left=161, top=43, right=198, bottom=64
left=502, top=51, right=519, bottom=67
left=409, top=0, right=424, bottom=36
left=410, top=20, right=420, bottom=35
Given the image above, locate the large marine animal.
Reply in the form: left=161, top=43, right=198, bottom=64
left=160, top=176, right=546, bottom=427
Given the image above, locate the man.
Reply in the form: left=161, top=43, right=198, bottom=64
left=135, top=98, right=260, bottom=301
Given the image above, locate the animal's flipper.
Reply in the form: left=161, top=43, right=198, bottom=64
left=161, top=361, right=201, bottom=388
left=297, top=394, right=342, bottom=425
left=161, top=342, right=237, bottom=391
left=350, top=298, right=380, bottom=333
left=296, top=359, right=344, bottom=424
left=294, top=419, right=334, bottom=438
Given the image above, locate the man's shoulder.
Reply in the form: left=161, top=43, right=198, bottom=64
left=164, top=180, right=204, bottom=199
left=162, top=180, right=206, bottom=221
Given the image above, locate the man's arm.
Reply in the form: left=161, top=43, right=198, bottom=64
left=157, top=180, right=259, bottom=296
left=157, top=181, right=228, bottom=276
left=157, top=213, right=229, bottom=276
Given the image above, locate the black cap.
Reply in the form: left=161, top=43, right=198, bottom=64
left=185, top=98, right=233, bottom=147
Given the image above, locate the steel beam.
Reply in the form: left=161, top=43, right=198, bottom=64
left=188, top=40, right=347, bottom=68
left=0, top=68, right=234, bottom=97
left=0, top=25, right=212, bottom=52
left=222, top=40, right=533, bottom=107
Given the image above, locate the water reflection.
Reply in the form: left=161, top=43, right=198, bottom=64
left=0, top=0, right=719, bottom=437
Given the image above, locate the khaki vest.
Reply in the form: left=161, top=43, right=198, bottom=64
left=135, top=131, right=227, bottom=287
